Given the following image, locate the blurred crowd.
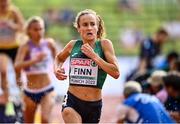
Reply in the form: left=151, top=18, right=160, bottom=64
left=117, top=0, right=180, bottom=123
left=122, top=28, right=180, bottom=122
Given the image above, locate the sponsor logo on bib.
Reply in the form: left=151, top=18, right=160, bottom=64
left=70, top=58, right=98, bottom=86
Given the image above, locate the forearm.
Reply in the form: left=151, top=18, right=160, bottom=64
left=12, top=23, right=21, bottom=31
left=54, top=55, right=65, bottom=69
left=93, top=55, right=120, bottom=79
left=54, top=55, right=68, bottom=80
left=1, top=75, right=9, bottom=101
left=7, top=21, right=23, bottom=32
left=15, top=59, right=37, bottom=71
left=54, top=61, right=63, bottom=71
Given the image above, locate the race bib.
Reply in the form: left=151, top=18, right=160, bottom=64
left=70, top=58, right=98, bottom=86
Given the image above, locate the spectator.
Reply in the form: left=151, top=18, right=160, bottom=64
left=146, top=70, right=168, bottom=103
left=120, top=27, right=144, bottom=49
left=139, top=28, right=168, bottom=68
left=126, top=57, right=152, bottom=84
left=116, top=81, right=174, bottom=123
left=163, top=73, right=180, bottom=122
left=58, top=8, right=75, bottom=26
left=156, top=51, right=179, bottom=71
left=117, top=0, right=142, bottom=14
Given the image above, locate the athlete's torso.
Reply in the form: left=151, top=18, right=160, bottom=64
left=69, top=40, right=107, bottom=89
left=24, top=39, right=53, bottom=89
left=0, top=6, right=18, bottom=48
left=24, top=39, right=53, bottom=75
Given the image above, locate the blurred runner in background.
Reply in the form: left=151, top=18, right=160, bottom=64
left=0, top=0, right=24, bottom=123
left=15, top=16, right=57, bottom=123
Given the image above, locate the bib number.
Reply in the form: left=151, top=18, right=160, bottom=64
left=70, top=58, right=98, bottom=86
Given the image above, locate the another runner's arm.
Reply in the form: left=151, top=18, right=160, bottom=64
left=14, top=44, right=34, bottom=87
left=14, top=44, right=41, bottom=72
left=11, top=6, right=24, bottom=31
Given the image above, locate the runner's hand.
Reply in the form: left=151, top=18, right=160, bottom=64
left=81, top=43, right=97, bottom=59
left=54, top=67, right=67, bottom=80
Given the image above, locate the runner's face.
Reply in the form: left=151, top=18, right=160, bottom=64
left=28, top=22, right=44, bottom=41
left=77, top=14, right=98, bottom=42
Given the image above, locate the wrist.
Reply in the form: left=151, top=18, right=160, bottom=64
left=55, top=62, right=62, bottom=69
left=93, top=54, right=99, bottom=63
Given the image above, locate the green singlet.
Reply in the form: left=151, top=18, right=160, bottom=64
left=69, top=40, right=107, bottom=89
